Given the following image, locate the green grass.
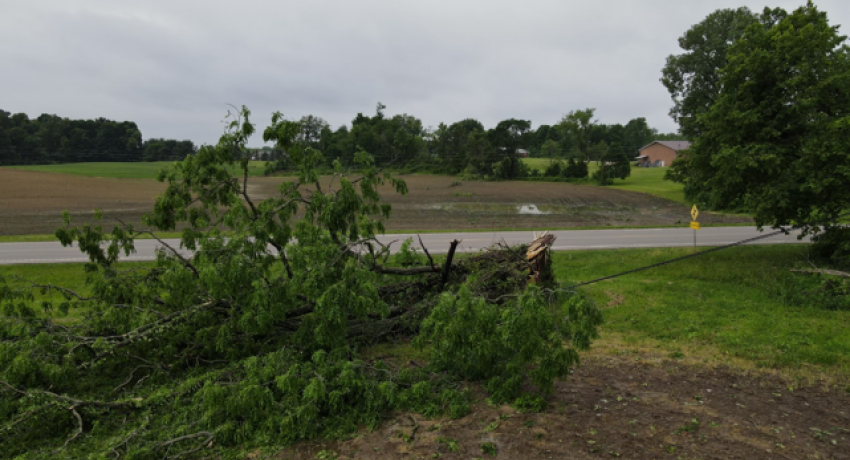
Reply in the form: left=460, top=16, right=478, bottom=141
left=0, top=262, right=155, bottom=323
left=0, top=231, right=186, bottom=243
left=522, top=158, right=686, bottom=204
left=4, top=161, right=268, bottom=179
left=6, top=244, right=846, bottom=375
left=607, top=168, right=685, bottom=204
left=553, top=244, right=850, bottom=374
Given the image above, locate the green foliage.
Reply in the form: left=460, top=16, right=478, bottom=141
left=417, top=285, right=601, bottom=403
left=661, top=7, right=758, bottom=138
left=393, top=238, right=427, bottom=267
left=0, top=109, right=195, bottom=165
left=670, top=3, right=850, bottom=245
left=562, top=158, right=588, bottom=179
left=592, top=149, right=631, bottom=186
left=777, top=272, right=850, bottom=312
left=0, top=107, right=600, bottom=459
left=481, top=441, right=498, bottom=456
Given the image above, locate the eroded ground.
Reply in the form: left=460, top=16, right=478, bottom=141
left=0, top=170, right=751, bottom=236
left=276, top=338, right=850, bottom=460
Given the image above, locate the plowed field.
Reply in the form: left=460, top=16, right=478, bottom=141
left=0, top=170, right=751, bottom=236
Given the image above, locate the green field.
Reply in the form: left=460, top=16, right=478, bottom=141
left=4, top=161, right=268, bottom=179
left=523, top=158, right=686, bottom=204
left=555, top=244, right=850, bottom=375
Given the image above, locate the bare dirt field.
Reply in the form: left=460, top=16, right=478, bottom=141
left=277, top=338, right=850, bottom=460
left=249, top=174, right=752, bottom=231
left=0, top=170, right=751, bottom=236
left=0, top=169, right=165, bottom=235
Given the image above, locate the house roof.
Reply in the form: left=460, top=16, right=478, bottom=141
left=639, top=140, right=692, bottom=152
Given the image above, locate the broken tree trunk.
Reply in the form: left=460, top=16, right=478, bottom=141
left=527, top=232, right=556, bottom=284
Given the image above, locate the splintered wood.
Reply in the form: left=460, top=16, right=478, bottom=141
left=527, top=232, right=556, bottom=283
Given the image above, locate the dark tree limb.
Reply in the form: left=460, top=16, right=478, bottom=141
left=418, top=234, right=436, bottom=269
left=441, top=239, right=461, bottom=286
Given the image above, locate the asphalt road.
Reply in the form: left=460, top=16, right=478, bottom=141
left=0, top=226, right=808, bottom=265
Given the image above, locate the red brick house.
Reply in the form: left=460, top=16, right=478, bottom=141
left=636, top=141, right=691, bottom=167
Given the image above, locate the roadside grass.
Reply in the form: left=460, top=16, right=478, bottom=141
left=0, top=231, right=185, bottom=243
left=4, top=161, right=268, bottom=179
left=4, top=244, right=846, bottom=377
left=522, top=159, right=685, bottom=204
left=0, top=262, right=156, bottom=324
left=553, top=244, right=850, bottom=378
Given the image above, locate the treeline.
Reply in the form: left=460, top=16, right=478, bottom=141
left=1, top=105, right=683, bottom=181
left=271, top=104, right=683, bottom=181
left=0, top=110, right=196, bottom=165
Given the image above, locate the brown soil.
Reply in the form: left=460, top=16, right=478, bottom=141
left=276, top=341, right=850, bottom=460
left=0, top=170, right=751, bottom=236
left=0, top=169, right=165, bottom=235
left=249, top=175, right=752, bottom=231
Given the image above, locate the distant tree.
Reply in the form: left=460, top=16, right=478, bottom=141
left=556, top=109, right=596, bottom=163
left=541, top=138, right=560, bottom=163
left=592, top=144, right=631, bottom=185
left=561, top=157, right=588, bottom=179
left=661, top=7, right=758, bottom=138
left=488, top=119, right=531, bottom=180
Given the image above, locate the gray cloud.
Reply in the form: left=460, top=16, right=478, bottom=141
left=2, top=0, right=849, bottom=145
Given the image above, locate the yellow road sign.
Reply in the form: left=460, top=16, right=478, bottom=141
left=690, top=221, right=701, bottom=230
left=690, top=205, right=699, bottom=221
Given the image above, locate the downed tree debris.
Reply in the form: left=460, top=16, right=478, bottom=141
left=0, top=108, right=600, bottom=459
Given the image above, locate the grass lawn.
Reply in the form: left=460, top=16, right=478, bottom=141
left=0, top=231, right=185, bottom=243
left=4, top=161, right=268, bottom=179
left=3, top=244, right=847, bottom=377
left=553, top=244, right=850, bottom=377
left=523, top=158, right=686, bottom=204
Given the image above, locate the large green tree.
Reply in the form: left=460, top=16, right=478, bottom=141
left=661, top=7, right=758, bottom=138
left=671, top=3, right=850, bottom=237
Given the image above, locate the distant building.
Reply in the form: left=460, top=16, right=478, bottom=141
left=636, top=141, right=691, bottom=167
left=516, top=149, right=530, bottom=158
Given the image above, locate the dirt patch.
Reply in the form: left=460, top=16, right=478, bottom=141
left=249, top=175, right=752, bottom=231
left=0, top=170, right=751, bottom=236
left=0, top=169, right=165, bottom=235
left=276, top=348, right=850, bottom=460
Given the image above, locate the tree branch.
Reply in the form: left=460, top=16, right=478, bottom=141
left=158, top=431, right=214, bottom=459
left=54, top=406, right=83, bottom=453
left=418, top=234, right=436, bottom=269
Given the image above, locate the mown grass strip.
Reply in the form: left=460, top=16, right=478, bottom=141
left=0, top=231, right=186, bottom=243
left=522, top=159, right=686, bottom=204
left=553, top=244, right=850, bottom=376
left=3, top=161, right=268, bottom=179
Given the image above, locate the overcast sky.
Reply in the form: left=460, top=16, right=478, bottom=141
left=2, top=1, right=849, bottom=146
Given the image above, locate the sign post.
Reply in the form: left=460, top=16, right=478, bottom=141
left=690, top=205, right=700, bottom=247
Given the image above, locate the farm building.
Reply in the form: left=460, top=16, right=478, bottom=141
left=636, top=140, right=691, bottom=167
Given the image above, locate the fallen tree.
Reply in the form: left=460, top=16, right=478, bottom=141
left=0, top=107, right=602, bottom=459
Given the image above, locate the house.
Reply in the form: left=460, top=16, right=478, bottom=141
left=636, top=140, right=691, bottom=167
